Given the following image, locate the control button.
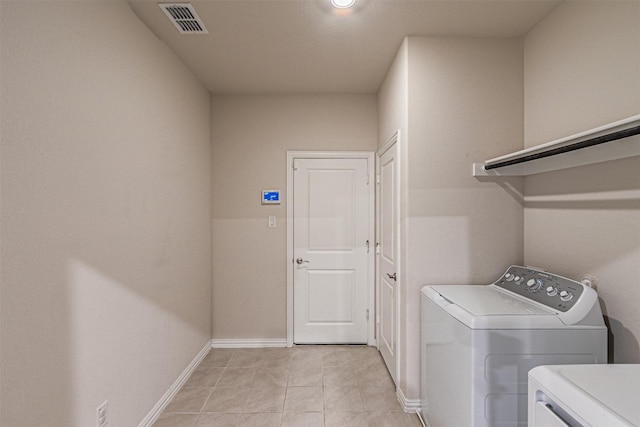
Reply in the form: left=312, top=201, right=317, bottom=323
left=546, top=286, right=558, bottom=296
left=505, top=273, right=514, bottom=281
left=515, top=276, right=524, bottom=284
left=559, top=290, right=574, bottom=301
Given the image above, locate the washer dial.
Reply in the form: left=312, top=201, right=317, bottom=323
left=560, top=290, right=574, bottom=301
left=527, top=278, right=543, bottom=292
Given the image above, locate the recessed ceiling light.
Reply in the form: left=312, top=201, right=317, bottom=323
left=331, top=0, right=355, bottom=9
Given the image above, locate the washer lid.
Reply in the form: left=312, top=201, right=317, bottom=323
left=425, top=285, right=565, bottom=329
left=430, top=285, right=552, bottom=316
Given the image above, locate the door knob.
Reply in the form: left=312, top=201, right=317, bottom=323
left=296, top=258, right=309, bottom=265
left=386, top=272, right=397, bottom=281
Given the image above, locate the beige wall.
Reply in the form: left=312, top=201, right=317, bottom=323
left=377, top=36, right=525, bottom=399
left=210, top=95, right=377, bottom=340
left=524, top=1, right=640, bottom=147
left=378, top=39, right=409, bottom=150
left=0, top=2, right=211, bottom=426
left=523, top=1, right=640, bottom=363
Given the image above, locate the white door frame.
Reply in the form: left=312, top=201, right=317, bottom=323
left=287, top=151, right=376, bottom=347
left=376, top=132, right=401, bottom=384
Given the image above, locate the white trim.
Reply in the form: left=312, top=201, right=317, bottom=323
left=375, top=131, right=402, bottom=386
left=287, top=152, right=295, bottom=347
left=137, top=340, right=212, bottom=427
left=396, top=386, right=421, bottom=413
left=211, top=338, right=287, bottom=348
left=378, top=130, right=400, bottom=157
left=286, top=151, right=376, bottom=347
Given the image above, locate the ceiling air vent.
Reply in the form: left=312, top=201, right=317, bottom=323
left=159, top=3, right=208, bottom=34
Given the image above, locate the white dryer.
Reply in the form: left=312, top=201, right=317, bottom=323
left=420, top=265, right=607, bottom=427
left=528, top=364, right=640, bottom=427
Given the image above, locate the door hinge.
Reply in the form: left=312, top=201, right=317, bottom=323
left=366, top=309, right=370, bottom=320
left=292, top=160, right=298, bottom=170
left=376, top=175, right=381, bottom=184
left=375, top=242, right=380, bottom=255
left=366, top=174, right=369, bottom=185
left=366, top=240, right=370, bottom=253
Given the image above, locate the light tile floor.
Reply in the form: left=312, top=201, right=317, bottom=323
left=153, top=346, right=422, bottom=427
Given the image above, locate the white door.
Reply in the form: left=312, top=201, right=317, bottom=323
left=292, top=157, right=371, bottom=344
left=377, top=137, right=399, bottom=383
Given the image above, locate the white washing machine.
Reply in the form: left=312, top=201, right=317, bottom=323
left=528, top=364, right=640, bottom=427
left=420, top=265, right=608, bottom=427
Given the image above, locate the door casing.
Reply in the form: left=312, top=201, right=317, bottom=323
left=376, top=132, right=401, bottom=385
left=287, top=151, right=376, bottom=347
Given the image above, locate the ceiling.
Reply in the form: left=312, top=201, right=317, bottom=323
left=128, top=0, right=562, bottom=94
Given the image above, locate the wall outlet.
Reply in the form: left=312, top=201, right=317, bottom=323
left=97, top=401, right=108, bottom=427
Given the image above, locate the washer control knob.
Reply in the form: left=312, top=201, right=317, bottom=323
left=505, top=273, right=514, bottom=281
left=546, top=286, right=558, bottom=296
left=559, top=290, right=574, bottom=301
left=527, top=278, right=543, bottom=291
left=515, top=276, right=523, bottom=284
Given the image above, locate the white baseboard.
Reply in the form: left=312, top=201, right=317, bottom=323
left=396, top=386, right=421, bottom=414
left=211, top=338, right=287, bottom=348
left=138, top=340, right=212, bottom=427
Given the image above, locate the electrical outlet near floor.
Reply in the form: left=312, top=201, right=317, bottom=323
left=97, top=401, right=108, bottom=427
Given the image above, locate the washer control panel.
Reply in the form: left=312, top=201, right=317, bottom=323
left=494, top=266, right=585, bottom=312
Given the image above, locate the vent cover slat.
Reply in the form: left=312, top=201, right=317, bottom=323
left=159, top=3, right=208, bottom=34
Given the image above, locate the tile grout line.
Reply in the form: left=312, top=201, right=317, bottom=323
left=153, top=346, right=420, bottom=427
